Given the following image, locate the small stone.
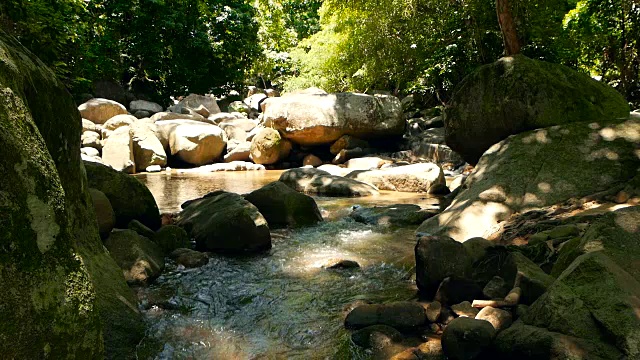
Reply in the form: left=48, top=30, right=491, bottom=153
left=345, top=302, right=427, bottom=329
left=170, top=248, right=208, bottom=268
left=441, top=317, right=496, bottom=360
left=451, top=301, right=479, bottom=318
left=302, top=154, right=323, bottom=167
left=153, top=225, right=191, bottom=255
left=482, top=276, right=509, bottom=299
left=146, top=165, right=162, bottom=173
left=324, top=259, right=360, bottom=269
left=421, top=301, right=442, bottom=323
left=427, top=183, right=451, bottom=195
left=475, top=306, right=512, bottom=333
left=434, top=277, right=483, bottom=305
left=351, top=324, right=403, bottom=349
left=615, top=190, right=631, bottom=204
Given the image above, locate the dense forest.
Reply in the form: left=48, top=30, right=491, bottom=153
left=0, top=0, right=637, bottom=107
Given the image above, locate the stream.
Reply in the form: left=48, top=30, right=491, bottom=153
left=134, top=171, right=439, bottom=359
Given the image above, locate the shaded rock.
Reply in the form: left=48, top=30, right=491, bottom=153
left=350, top=204, right=436, bottom=227
left=104, top=230, right=165, bottom=285
left=78, top=97, right=128, bottom=124
left=445, top=54, right=630, bottom=165
left=462, top=237, right=493, bottom=265
left=169, top=123, right=227, bottom=165
left=103, top=114, right=136, bottom=131
left=174, top=94, right=221, bottom=115
left=417, top=119, right=640, bottom=242
left=170, top=248, right=208, bottom=268
left=324, top=259, right=360, bottom=269
left=279, top=168, right=379, bottom=197
left=500, top=252, right=553, bottom=305
left=347, top=163, right=445, bottom=192
left=345, top=302, right=428, bottom=329
left=130, top=100, right=162, bottom=114
left=415, top=235, right=472, bottom=298
left=451, top=301, right=479, bottom=318
left=102, top=126, right=135, bottom=173
left=127, top=219, right=155, bottom=239
left=176, top=191, right=271, bottom=253
left=250, top=128, right=288, bottom=165
left=475, top=306, right=512, bottom=333
left=482, top=276, right=509, bottom=299
left=330, top=135, right=370, bottom=155
left=344, top=156, right=393, bottom=169
left=263, top=92, right=404, bottom=146
left=130, top=121, right=167, bottom=169
left=332, top=147, right=372, bottom=164
left=302, top=154, right=323, bottom=167
left=351, top=324, right=403, bottom=348
left=434, top=277, right=483, bottom=305
left=153, top=225, right=191, bottom=255
left=133, top=110, right=151, bottom=119
left=523, top=252, right=640, bottom=357
left=390, top=337, right=445, bottom=360
left=494, top=321, right=622, bottom=360
left=244, top=181, right=323, bottom=229
left=84, top=161, right=161, bottom=230
left=427, top=183, right=450, bottom=195
left=90, top=188, right=115, bottom=239
left=422, top=301, right=442, bottom=323
left=441, top=317, right=495, bottom=360
left=94, top=80, right=127, bottom=106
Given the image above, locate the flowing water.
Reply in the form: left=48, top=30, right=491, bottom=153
left=135, top=171, right=439, bottom=359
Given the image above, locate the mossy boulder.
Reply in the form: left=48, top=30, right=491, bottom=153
left=1, top=30, right=143, bottom=359
left=177, top=191, right=271, bottom=253
left=244, top=181, right=323, bottom=228
left=104, top=230, right=165, bottom=286
left=84, top=161, right=161, bottom=230
left=445, top=54, right=630, bottom=164
left=414, top=235, right=473, bottom=298
left=417, top=119, right=640, bottom=242
left=89, top=188, right=116, bottom=239
left=249, top=128, right=289, bottom=165
left=153, top=225, right=191, bottom=255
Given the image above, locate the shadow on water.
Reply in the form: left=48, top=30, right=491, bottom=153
left=135, top=171, right=440, bottom=359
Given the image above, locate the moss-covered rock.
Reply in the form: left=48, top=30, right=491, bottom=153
left=0, top=30, right=144, bottom=359
left=105, top=230, right=165, bottom=285
left=84, top=161, right=161, bottom=230
left=90, top=188, right=115, bottom=240
left=153, top=225, right=191, bottom=255
left=417, top=119, right=640, bottom=242
left=445, top=54, right=630, bottom=164
left=249, top=128, right=288, bottom=165
left=244, top=181, right=323, bottom=228
left=177, top=191, right=271, bottom=253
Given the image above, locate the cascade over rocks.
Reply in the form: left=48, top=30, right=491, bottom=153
left=263, top=92, right=405, bottom=146
left=445, top=55, right=630, bottom=164
left=417, top=119, right=640, bottom=242
left=0, top=31, right=144, bottom=358
left=177, top=191, right=271, bottom=253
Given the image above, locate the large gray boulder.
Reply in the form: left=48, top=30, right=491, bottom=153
left=263, top=92, right=404, bottom=146
left=346, top=163, right=445, bottom=192
left=129, top=121, right=167, bottom=169
left=174, top=93, right=221, bottom=115
left=177, top=191, right=271, bottom=253
left=244, top=181, right=323, bottom=228
left=279, top=168, right=379, bottom=197
left=130, top=100, right=162, bottom=114
left=417, top=119, right=640, bottom=242
left=0, top=31, right=143, bottom=358
left=169, top=123, right=227, bottom=165
left=445, top=54, right=630, bottom=164
left=84, top=161, right=161, bottom=230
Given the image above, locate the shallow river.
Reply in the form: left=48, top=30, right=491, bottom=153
left=135, top=171, right=438, bottom=359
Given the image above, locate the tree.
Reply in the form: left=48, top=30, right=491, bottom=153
left=496, top=0, right=521, bottom=55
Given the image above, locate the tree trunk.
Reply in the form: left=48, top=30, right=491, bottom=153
left=496, top=0, right=521, bottom=55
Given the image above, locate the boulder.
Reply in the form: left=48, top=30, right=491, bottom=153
left=93, top=80, right=127, bottom=106
left=344, top=156, right=393, bottom=170
left=170, top=248, right=209, bottom=268
left=227, top=100, right=250, bottom=113
left=90, top=188, right=116, bottom=239
left=224, top=142, right=252, bottom=163
left=104, top=230, right=165, bottom=285
left=499, top=252, right=554, bottom=305
left=494, top=321, right=622, bottom=360
left=263, top=92, right=405, bottom=146
left=451, top=301, right=480, bottom=318
left=129, top=121, right=167, bottom=169
left=475, top=306, right=512, bottom=333
left=330, top=135, right=370, bottom=155
left=250, top=128, right=288, bottom=165
left=244, top=181, right=323, bottom=228
left=279, top=168, right=380, bottom=197
left=133, top=110, right=151, bottom=119
left=445, top=54, right=630, bottom=164
left=174, top=93, right=221, bottom=115
left=84, top=161, right=161, bottom=230
left=347, top=163, right=445, bottom=192
left=323, top=259, right=360, bottom=269
left=130, top=100, right=163, bottom=114
left=177, top=191, right=271, bottom=253
left=78, top=98, right=128, bottom=124
left=523, top=252, right=640, bottom=357
left=302, top=154, right=323, bottom=167
left=153, top=225, right=191, bottom=255
left=82, top=118, right=99, bottom=133
left=434, top=277, right=483, bottom=305
left=127, top=219, right=155, bottom=239
left=345, top=302, right=428, bottom=329
left=0, top=31, right=142, bottom=358
left=441, top=317, right=496, bottom=360
left=223, top=124, right=247, bottom=142
left=82, top=146, right=100, bottom=158
left=101, top=126, right=135, bottom=173
left=103, top=114, right=136, bottom=131
left=169, top=123, right=227, bottom=165
left=414, top=235, right=472, bottom=298
left=417, top=119, right=640, bottom=242
left=350, top=204, right=436, bottom=227
left=351, top=325, right=403, bottom=349
left=82, top=130, right=102, bottom=149
left=218, top=117, right=258, bottom=132
left=150, top=111, right=206, bottom=123
left=244, top=93, right=267, bottom=111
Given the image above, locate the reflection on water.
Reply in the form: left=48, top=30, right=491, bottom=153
left=134, top=171, right=439, bottom=359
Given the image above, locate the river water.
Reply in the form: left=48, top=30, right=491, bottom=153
left=135, top=171, right=438, bottom=359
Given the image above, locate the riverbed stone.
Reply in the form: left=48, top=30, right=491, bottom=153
left=415, top=235, right=472, bottom=298
left=445, top=54, right=630, bottom=165
left=85, top=161, right=161, bottom=230
left=153, top=225, right=191, bottom=255
left=417, top=119, right=640, bottom=242
left=244, top=181, right=323, bottom=228
left=170, top=248, right=209, bottom=268
left=499, top=252, right=553, bottom=305
left=279, top=167, right=379, bottom=197
left=169, top=123, right=227, bottom=165
left=434, top=277, right=483, bottom=305
left=347, top=163, right=445, bottom=192
left=150, top=111, right=206, bottom=123
left=130, top=100, right=162, bottom=114
left=130, top=121, right=167, bottom=169
left=330, top=135, right=370, bottom=155
left=451, top=301, right=479, bottom=318
left=177, top=191, right=271, bottom=253
left=102, top=126, right=136, bottom=173
left=441, top=317, right=496, bottom=360
left=350, top=204, right=437, bottom=227
left=103, top=114, right=136, bottom=131
left=127, top=219, right=155, bottom=239
left=105, top=230, right=165, bottom=285
left=475, top=306, right=512, bottom=333
left=250, top=127, right=288, bottom=165
left=344, top=156, right=392, bottom=169
left=482, top=276, right=509, bottom=299
left=78, top=97, right=128, bottom=124
left=351, top=325, right=403, bottom=349
left=323, top=259, right=360, bottom=269
left=83, top=118, right=99, bottom=132
left=302, top=154, right=323, bottom=167
left=345, top=302, right=428, bottom=330
left=263, top=92, right=404, bottom=146
left=90, top=188, right=116, bottom=239
left=174, top=93, right=221, bottom=115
